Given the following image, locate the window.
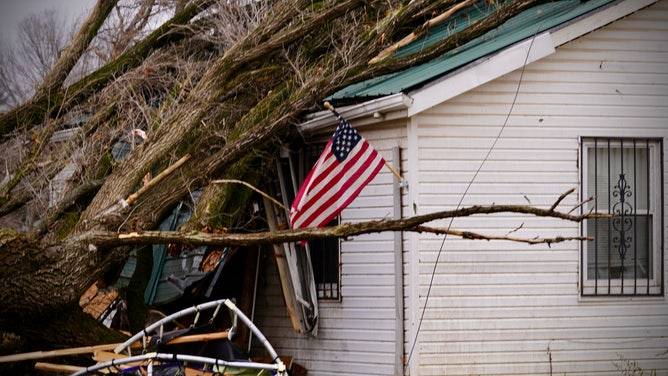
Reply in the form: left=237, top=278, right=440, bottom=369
left=308, top=217, right=341, bottom=299
left=581, top=138, right=664, bottom=296
left=277, top=146, right=341, bottom=300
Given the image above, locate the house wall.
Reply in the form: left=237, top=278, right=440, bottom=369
left=252, top=119, right=408, bottom=375
left=253, top=2, right=668, bottom=375
left=407, top=1, right=668, bottom=375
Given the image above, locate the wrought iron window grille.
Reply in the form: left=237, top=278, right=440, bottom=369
left=580, top=137, right=664, bottom=296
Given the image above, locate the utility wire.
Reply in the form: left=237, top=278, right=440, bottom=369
left=403, top=25, right=543, bottom=373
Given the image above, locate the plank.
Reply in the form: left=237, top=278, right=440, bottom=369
left=0, top=343, right=122, bottom=363
left=34, top=362, right=85, bottom=373
left=0, top=331, right=228, bottom=363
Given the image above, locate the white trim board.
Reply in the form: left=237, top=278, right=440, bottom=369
left=406, top=32, right=556, bottom=117
left=405, top=0, right=660, bottom=117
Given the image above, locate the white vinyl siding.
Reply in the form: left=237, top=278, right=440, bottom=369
left=256, top=2, right=668, bottom=375
left=252, top=120, right=407, bottom=375
left=409, top=2, right=668, bottom=375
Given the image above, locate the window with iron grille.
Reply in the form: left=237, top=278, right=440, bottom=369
left=581, top=137, right=664, bottom=296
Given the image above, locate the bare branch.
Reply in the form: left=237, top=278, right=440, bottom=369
left=549, top=187, right=575, bottom=212
left=212, top=179, right=287, bottom=211
left=37, top=0, right=118, bottom=101
left=0, top=1, right=117, bottom=136
left=82, top=200, right=609, bottom=248
left=369, top=0, right=477, bottom=64
left=569, top=195, right=596, bottom=215
left=0, top=0, right=214, bottom=136
left=125, top=153, right=190, bottom=206
left=415, top=225, right=592, bottom=246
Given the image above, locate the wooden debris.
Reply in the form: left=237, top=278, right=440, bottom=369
left=34, top=362, right=85, bottom=373
left=0, top=331, right=228, bottom=363
left=79, top=282, right=118, bottom=320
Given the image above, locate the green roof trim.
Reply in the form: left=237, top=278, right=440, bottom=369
left=329, top=0, right=616, bottom=100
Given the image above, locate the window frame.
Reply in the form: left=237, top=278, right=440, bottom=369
left=306, top=216, right=342, bottom=301
left=580, top=137, right=664, bottom=297
left=279, top=146, right=342, bottom=301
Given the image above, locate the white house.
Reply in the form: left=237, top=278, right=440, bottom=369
left=253, top=0, right=668, bottom=374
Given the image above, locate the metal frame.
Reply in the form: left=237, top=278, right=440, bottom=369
left=71, top=299, right=285, bottom=376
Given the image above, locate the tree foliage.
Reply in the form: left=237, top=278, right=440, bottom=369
left=0, top=0, right=592, bottom=357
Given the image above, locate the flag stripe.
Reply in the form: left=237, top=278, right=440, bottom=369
left=291, top=145, right=368, bottom=227
left=302, top=156, right=384, bottom=228
left=291, top=142, right=383, bottom=228
left=290, top=115, right=385, bottom=230
left=295, top=140, right=374, bottom=217
left=292, top=158, right=382, bottom=228
left=290, top=140, right=334, bottom=213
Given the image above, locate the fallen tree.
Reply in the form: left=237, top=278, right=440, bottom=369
left=1, top=0, right=562, bottom=357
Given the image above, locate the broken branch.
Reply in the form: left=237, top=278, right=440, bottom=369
left=125, top=154, right=191, bottom=206
left=369, top=0, right=477, bottom=64
left=84, top=201, right=609, bottom=248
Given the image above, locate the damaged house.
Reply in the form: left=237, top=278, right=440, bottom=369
left=252, top=0, right=668, bottom=375
left=19, top=0, right=666, bottom=375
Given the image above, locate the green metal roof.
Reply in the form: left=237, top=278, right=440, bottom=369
left=329, top=0, right=616, bottom=100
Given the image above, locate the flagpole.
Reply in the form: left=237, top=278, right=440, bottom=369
left=384, top=160, right=405, bottom=183
left=323, top=102, right=407, bottom=187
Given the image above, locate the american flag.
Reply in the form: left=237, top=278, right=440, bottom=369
left=290, top=109, right=385, bottom=230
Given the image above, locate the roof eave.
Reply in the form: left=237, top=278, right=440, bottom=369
left=407, top=31, right=555, bottom=116
left=406, top=0, right=657, bottom=116
left=298, top=93, right=413, bottom=134
left=299, top=0, right=658, bottom=131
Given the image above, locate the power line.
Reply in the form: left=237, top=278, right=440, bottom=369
left=403, top=25, right=543, bottom=374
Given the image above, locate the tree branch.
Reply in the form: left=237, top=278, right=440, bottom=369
left=35, top=179, right=104, bottom=236
left=212, top=179, right=287, bottom=211
left=415, top=225, right=592, bottom=246
left=369, top=0, right=477, bottom=64
left=125, top=153, right=190, bottom=206
left=0, top=0, right=214, bottom=136
left=81, top=202, right=608, bottom=248
left=362, top=0, right=550, bottom=79
left=38, top=0, right=117, bottom=102
left=0, top=0, right=117, bottom=136
left=549, top=187, right=575, bottom=212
